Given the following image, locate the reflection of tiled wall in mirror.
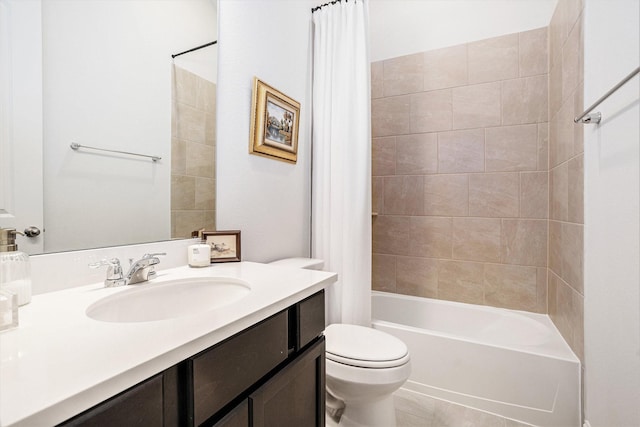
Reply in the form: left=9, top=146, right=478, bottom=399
left=171, top=66, right=217, bottom=238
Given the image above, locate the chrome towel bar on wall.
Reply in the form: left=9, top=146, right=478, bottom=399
left=574, top=66, right=640, bottom=124
left=70, top=142, right=161, bottom=162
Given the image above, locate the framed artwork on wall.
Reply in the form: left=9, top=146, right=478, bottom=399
left=249, top=77, right=300, bottom=163
left=202, top=230, right=241, bottom=263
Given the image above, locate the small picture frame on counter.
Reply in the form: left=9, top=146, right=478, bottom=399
left=202, top=230, right=241, bottom=263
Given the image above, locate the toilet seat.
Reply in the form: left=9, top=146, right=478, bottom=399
left=325, top=324, right=410, bottom=369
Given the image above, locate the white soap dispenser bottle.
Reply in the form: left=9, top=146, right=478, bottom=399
left=0, top=228, right=32, bottom=306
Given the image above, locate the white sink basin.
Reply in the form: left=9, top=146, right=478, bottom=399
left=86, top=277, right=251, bottom=323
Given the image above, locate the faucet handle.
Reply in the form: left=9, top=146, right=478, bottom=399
left=143, top=253, right=165, bottom=280
left=89, top=258, right=126, bottom=287
left=88, top=258, right=121, bottom=269
left=143, top=252, right=166, bottom=259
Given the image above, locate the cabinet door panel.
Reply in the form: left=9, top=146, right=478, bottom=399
left=250, top=338, right=325, bottom=427
left=213, top=400, right=249, bottom=427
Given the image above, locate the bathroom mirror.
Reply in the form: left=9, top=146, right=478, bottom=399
left=0, top=0, right=218, bottom=255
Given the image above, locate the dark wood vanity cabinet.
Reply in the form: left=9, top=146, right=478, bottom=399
left=58, top=290, right=325, bottom=427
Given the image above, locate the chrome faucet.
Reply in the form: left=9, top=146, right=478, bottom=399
left=125, top=253, right=165, bottom=285
left=90, top=253, right=165, bottom=287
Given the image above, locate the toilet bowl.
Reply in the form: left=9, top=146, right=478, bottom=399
left=325, top=323, right=411, bottom=427
left=269, top=258, right=411, bottom=427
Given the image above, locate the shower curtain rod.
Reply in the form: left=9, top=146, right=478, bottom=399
left=171, top=40, right=217, bottom=59
left=312, top=0, right=353, bottom=13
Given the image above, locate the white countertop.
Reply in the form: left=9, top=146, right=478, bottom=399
left=0, top=262, right=337, bottom=427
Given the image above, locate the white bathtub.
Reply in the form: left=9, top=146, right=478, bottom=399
left=371, top=291, right=581, bottom=427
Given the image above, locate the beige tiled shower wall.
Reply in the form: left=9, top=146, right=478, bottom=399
left=371, top=27, right=550, bottom=314
left=171, top=66, right=217, bottom=238
left=547, top=0, right=585, bottom=363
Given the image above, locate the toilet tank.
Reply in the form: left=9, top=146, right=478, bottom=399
left=269, top=258, right=325, bottom=270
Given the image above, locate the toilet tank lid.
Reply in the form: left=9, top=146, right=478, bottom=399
left=269, top=257, right=324, bottom=270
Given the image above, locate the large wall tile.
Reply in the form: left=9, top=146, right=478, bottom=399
left=502, top=75, right=548, bottom=125
left=536, top=267, right=548, bottom=314
left=561, top=222, right=584, bottom=294
left=372, top=137, right=396, bottom=176
left=519, top=27, right=548, bottom=77
left=372, top=177, right=384, bottom=214
left=548, top=220, right=563, bottom=276
left=172, top=210, right=205, bottom=239
left=186, top=142, right=215, bottom=178
left=549, top=271, right=584, bottom=363
left=171, top=175, right=196, bottom=210
left=438, top=260, right=485, bottom=304
left=372, top=96, right=411, bottom=137
left=194, top=177, right=215, bottom=210
left=521, top=171, right=549, bottom=219
left=174, top=67, right=198, bottom=107
left=550, top=162, right=569, bottom=221
left=384, top=176, right=424, bottom=215
left=410, top=89, right=453, bottom=133
left=573, top=82, right=584, bottom=155
left=469, top=173, right=520, bottom=217
left=562, top=18, right=581, bottom=102
left=384, top=52, right=424, bottom=96
left=452, top=218, right=501, bottom=262
left=172, top=137, right=186, bottom=175
left=205, top=109, right=216, bottom=146
left=538, top=123, right=549, bottom=170
left=408, top=217, right=453, bottom=258
left=549, top=62, right=564, bottom=118
left=373, top=215, right=411, bottom=256
left=568, top=154, right=584, bottom=224
left=197, top=79, right=216, bottom=114
left=372, top=253, right=396, bottom=292
left=468, top=33, right=519, bottom=84
left=423, top=44, right=468, bottom=91
left=501, top=219, right=548, bottom=267
left=438, top=129, right=485, bottom=173
left=176, top=103, right=206, bottom=143
left=485, top=124, right=538, bottom=172
left=549, top=0, right=567, bottom=69
left=371, top=61, right=384, bottom=99
left=484, top=264, right=538, bottom=310
left=424, top=174, right=469, bottom=217
left=396, top=257, right=439, bottom=298
left=396, top=133, right=438, bottom=174
left=452, top=82, right=502, bottom=129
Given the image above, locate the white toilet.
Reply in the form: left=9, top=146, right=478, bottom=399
left=269, top=258, right=411, bottom=427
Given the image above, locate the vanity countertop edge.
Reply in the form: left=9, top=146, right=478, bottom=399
left=0, top=261, right=337, bottom=427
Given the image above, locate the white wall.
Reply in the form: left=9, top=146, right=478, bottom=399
left=369, top=0, right=557, bottom=61
left=583, top=1, right=640, bottom=425
left=42, top=0, right=216, bottom=253
left=216, top=0, right=315, bottom=262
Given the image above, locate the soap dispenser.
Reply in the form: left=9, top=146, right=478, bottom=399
left=0, top=228, right=32, bottom=306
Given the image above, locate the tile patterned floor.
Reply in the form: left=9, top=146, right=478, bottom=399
left=394, top=388, right=535, bottom=427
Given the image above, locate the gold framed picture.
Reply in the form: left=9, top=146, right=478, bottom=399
left=202, top=230, right=241, bottom=263
left=249, top=77, right=300, bottom=163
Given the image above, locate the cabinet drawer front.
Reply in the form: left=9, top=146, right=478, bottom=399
left=297, top=290, right=325, bottom=349
left=190, top=311, right=288, bottom=425
left=58, top=374, right=163, bottom=427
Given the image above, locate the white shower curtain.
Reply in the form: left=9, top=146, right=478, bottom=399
left=311, top=0, right=371, bottom=326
